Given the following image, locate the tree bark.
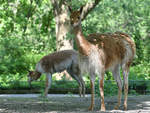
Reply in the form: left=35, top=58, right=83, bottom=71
left=51, top=0, right=73, bottom=51
left=51, top=0, right=73, bottom=80
left=80, top=0, right=102, bottom=20
left=55, top=5, right=73, bottom=50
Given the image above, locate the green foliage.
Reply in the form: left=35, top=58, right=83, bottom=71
left=0, top=0, right=56, bottom=83
left=130, top=62, right=150, bottom=80
left=0, top=37, right=27, bottom=75
left=0, top=0, right=150, bottom=95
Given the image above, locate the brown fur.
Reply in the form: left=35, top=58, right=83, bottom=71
left=87, top=32, right=135, bottom=69
left=39, top=50, right=76, bottom=73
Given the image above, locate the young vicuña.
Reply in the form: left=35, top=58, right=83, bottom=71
left=27, top=50, right=85, bottom=97
left=69, top=7, right=136, bottom=111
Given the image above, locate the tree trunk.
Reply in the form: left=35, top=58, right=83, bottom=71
left=51, top=0, right=73, bottom=80
left=55, top=9, right=73, bottom=79
left=55, top=5, right=73, bottom=51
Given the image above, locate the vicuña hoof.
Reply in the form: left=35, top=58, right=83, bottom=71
left=124, top=106, right=127, bottom=111
left=88, top=106, right=94, bottom=111
left=114, top=105, right=119, bottom=110
left=100, top=107, right=106, bottom=111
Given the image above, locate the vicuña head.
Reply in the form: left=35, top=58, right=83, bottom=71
left=27, top=71, right=41, bottom=83
left=69, top=6, right=83, bottom=27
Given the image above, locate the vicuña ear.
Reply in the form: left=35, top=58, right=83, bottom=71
left=28, top=70, right=31, bottom=73
left=28, top=70, right=33, bottom=74
left=68, top=6, right=73, bottom=12
left=79, top=6, right=84, bottom=13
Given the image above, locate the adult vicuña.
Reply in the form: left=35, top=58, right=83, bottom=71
left=27, top=50, right=85, bottom=97
left=69, top=7, right=136, bottom=111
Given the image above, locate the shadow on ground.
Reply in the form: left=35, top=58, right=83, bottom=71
left=0, top=95, right=150, bottom=113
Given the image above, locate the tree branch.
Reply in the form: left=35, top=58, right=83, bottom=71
left=23, top=0, right=39, bottom=34
left=51, top=0, right=64, bottom=16
left=51, top=0, right=59, bottom=16
left=80, top=0, right=102, bottom=20
left=58, top=0, right=64, bottom=8
left=23, top=0, right=33, bottom=33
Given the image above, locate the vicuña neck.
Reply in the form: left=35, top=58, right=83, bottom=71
left=73, top=25, right=91, bottom=56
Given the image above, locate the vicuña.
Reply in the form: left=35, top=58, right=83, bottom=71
left=69, top=7, right=136, bottom=111
left=27, top=50, right=85, bottom=97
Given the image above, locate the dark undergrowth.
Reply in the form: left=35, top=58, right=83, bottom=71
left=0, top=80, right=150, bottom=96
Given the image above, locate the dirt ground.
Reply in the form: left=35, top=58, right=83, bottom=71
left=0, top=94, right=150, bottom=113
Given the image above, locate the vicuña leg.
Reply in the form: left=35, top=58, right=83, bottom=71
left=67, top=70, right=83, bottom=97
left=88, top=77, right=95, bottom=111
left=79, top=75, right=86, bottom=97
left=77, top=73, right=85, bottom=97
left=99, top=73, right=105, bottom=111
left=112, top=65, right=123, bottom=110
left=122, top=65, right=130, bottom=111
left=45, top=73, right=52, bottom=97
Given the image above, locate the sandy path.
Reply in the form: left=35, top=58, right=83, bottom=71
left=0, top=94, right=150, bottom=113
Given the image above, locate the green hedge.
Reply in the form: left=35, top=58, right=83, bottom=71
left=1, top=79, right=150, bottom=96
